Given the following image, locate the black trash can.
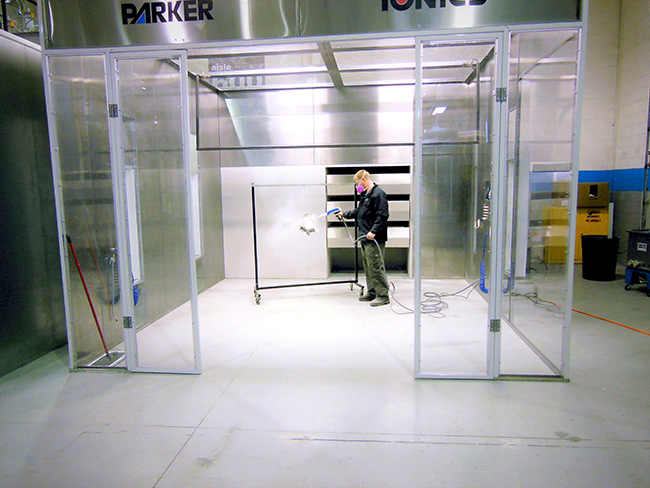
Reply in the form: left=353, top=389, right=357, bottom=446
left=581, top=235, right=620, bottom=281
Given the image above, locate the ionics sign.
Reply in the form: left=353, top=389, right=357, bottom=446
left=382, top=0, right=487, bottom=11
left=121, top=0, right=214, bottom=25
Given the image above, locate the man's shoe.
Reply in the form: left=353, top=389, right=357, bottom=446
left=359, top=293, right=376, bottom=302
left=370, top=296, right=390, bottom=307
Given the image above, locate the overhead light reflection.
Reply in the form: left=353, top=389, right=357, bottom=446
left=453, top=2, right=477, bottom=28
left=240, top=0, right=252, bottom=39
left=164, top=22, right=189, bottom=44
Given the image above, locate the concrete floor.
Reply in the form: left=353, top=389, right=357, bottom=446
left=1, top=270, right=649, bottom=487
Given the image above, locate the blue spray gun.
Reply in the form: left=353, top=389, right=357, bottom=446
left=300, top=207, right=342, bottom=236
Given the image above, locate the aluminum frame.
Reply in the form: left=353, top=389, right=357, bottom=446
left=414, top=29, right=508, bottom=380
left=496, top=22, right=586, bottom=381
left=108, top=50, right=202, bottom=374
left=40, top=13, right=586, bottom=378
left=42, top=52, right=78, bottom=371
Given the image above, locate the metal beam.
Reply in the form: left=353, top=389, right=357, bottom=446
left=317, top=41, right=344, bottom=88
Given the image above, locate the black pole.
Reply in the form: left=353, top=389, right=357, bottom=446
left=251, top=184, right=260, bottom=291
left=353, top=184, right=360, bottom=282
left=2, top=0, right=8, bottom=32
left=642, top=92, right=650, bottom=229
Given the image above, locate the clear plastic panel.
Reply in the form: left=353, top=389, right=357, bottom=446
left=417, top=39, right=496, bottom=376
left=116, top=57, right=197, bottom=371
left=49, top=55, right=125, bottom=368
left=501, top=30, right=579, bottom=376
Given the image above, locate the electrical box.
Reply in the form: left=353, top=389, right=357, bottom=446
left=578, top=182, right=609, bottom=208
left=627, top=229, right=650, bottom=270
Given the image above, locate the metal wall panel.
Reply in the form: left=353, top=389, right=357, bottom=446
left=300, top=0, right=581, bottom=38
left=214, top=84, right=414, bottom=168
left=313, top=86, right=413, bottom=146
left=217, top=85, right=413, bottom=150
left=420, top=146, right=474, bottom=277
left=219, top=147, right=316, bottom=167
left=220, top=90, right=316, bottom=148
left=215, top=145, right=414, bottom=167
left=196, top=82, right=226, bottom=289
left=43, top=0, right=298, bottom=49
left=0, top=32, right=66, bottom=376
left=41, top=0, right=581, bottom=50
left=420, top=81, right=476, bottom=278
left=314, top=146, right=413, bottom=167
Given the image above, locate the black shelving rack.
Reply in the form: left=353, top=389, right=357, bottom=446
left=251, top=183, right=364, bottom=304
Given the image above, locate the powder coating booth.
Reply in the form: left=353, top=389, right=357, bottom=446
left=40, top=0, right=588, bottom=379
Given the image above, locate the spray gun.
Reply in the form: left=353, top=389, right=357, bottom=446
left=321, top=207, right=342, bottom=219
left=299, top=207, right=342, bottom=236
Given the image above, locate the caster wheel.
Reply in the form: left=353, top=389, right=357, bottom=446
left=359, top=286, right=365, bottom=296
left=254, top=290, right=261, bottom=305
left=625, top=284, right=632, bottom=291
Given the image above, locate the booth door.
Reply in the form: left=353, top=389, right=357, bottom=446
left=414, top=34, right=507, bottom=379
left=110, top=52, right=201, bottom=374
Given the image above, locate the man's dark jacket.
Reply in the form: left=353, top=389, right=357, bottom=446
left=344, top=184, right=390, bottom=244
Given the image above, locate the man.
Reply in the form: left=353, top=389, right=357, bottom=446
left=339, top=170, right=390, bottom=307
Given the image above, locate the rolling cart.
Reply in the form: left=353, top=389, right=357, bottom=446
left=251, top=183, right=364, bottom=304
left=624, top=267, right=650, bottom=296
left=624, top=229, right=650, bottom=296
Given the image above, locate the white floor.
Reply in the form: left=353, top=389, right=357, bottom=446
left=1, top=272, right=649, bottom=487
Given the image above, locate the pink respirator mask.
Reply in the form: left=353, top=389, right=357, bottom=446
left=356, top=184, right=365, bottom=194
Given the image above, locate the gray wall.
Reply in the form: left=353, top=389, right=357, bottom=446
left=612, top=191, right=644, bottom=263
left=0, top=31, right=66, bottom=376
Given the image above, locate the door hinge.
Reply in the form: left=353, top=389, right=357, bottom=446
left=109, top=104, right=119, bottom=118
left=490, top=319, right=501, bottom=332
left=123, top=316, right=133, bottom=329
left=496, top=88, right=507, bottom=103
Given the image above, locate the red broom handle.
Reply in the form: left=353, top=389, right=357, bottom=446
left=66, top=234, right=110, bottom=359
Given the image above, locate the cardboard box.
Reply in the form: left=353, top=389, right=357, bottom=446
left=544, top=245, right=568, bottom=264
left=578, top=182, right=609, bottom=208
left=544, top=235, right=568, bottom=264
left=552, top=181, right=570, bottom=197
left=542, top=206, right=568, bottom=226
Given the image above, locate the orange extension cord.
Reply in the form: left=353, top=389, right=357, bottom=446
left=572, top=309, right=650, bottom=337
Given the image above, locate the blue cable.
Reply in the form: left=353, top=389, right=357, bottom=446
left=479, top=232, right=490, bottom=294
left=479, top=231, right=514, bottom=295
